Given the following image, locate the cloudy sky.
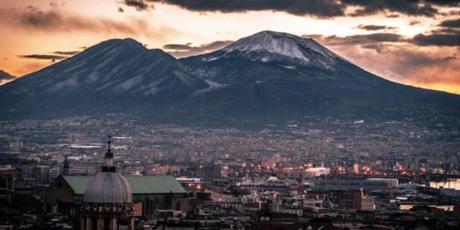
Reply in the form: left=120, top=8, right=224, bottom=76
left=1, top=0, right=459, bottom=94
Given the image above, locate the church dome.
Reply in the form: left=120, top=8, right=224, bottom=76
left=84, top=171, right=132, bottom=203
left=83, top=136, right=133, bottom=204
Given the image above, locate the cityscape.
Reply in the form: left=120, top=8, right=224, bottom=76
left=1, top=0, right=460, bottom=229
left=1, top=114, right=460, bottom=229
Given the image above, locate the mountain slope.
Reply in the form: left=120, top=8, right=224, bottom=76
left=0, top=70, right=15, bottom=85
left=0, top=31, right=459, bottom=123
left=180, top=31, right=460, bottom=119
left=0, top=38, right=208, bottom=118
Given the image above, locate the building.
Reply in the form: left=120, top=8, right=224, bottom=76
left=333, top=189, right=362, bottom=210
left=329, top=189, right=375, bottom=211
left=0, top=153, right=18, bottom=165
left=305, top=166, right=331, bottom=177
left=31, top=165, right=50, bottom=185
left=80, top=138, right=134, bottom=229
left=45, top=139, right=190, bottom=225
left=62, top=156, right=69, bottom=176
left=0, top=166, right=15, bottom=203
left=46, top=175, right=190, bottom=216
left=200, top=163, right=221, bottom=182
left=314, top=178, right=394, bottom=192
left=0, top=166, right=14, bottom=193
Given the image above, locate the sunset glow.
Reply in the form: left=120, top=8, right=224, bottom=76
left=1, top=0, right=459, bottom=94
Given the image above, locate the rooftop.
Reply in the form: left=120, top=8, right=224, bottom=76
left=62, top=175, right=187, bottom=195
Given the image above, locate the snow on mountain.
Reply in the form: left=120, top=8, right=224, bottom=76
left=202, top=31, right=344, bottom=68
left=2, top=38, right=208, bottom=98
left=1, top=31, right=459, bottom=121
left=0, top=38, right=209, bottom=117
left=223, top=31, right=308, bottom=60
left=182, top=30, right=361, bottom=84
left=190, top=79, right=227, bottom=97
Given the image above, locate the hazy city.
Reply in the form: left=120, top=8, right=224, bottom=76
left=1, top=113, right=460, bottom=229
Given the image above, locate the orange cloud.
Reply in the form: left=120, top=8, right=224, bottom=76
left=316, top=39, right=460, bottom=94
left=0, top=6, right=175, bottom=40
left=13, top=62, right=49, bottom=77
left=163, top=40, right=234, bottom=58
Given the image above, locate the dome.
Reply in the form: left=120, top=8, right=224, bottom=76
left=83, top=171, right=132, bottom=203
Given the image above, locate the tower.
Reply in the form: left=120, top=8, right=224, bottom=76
left=80, top=136, right=134, bottom=230
left=63, top=155, right=69, bottom=176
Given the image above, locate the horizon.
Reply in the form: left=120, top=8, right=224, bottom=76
left=0, top=0, right=459, bottom=94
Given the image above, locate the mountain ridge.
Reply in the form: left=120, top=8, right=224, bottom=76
left=0, top=38, right=208, bottom=118
left=1, top=31, right=459, bottom=123
left=216, top=31, right=344, bottom=65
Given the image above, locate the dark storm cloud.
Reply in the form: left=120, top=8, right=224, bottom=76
left=18, top=54, right=67, bottom=61
left=150, top=0, right=459, bottom=17
left=409, top=18, right=460, bottom=47
left=307, top=29, right=459, bottom=47
left=345, top=33, right=403, bottom=43
left=385, top=14, right=400, bottom=18
left=345, top=0, right=438, bottom=17
left=20, top=9, right=62, bottom=28
left=346, top=0, right=459, bottom=17
left=439, top=18, right=460, bottom=28
left=356, top=24, right=396, bottom=31
left=0, top=6, right=167, bottom=39
left=304, top=33, right=404, bottom=46
left=150, top=0, right=347, bottom=17
left=124, top=0, right=149, bottom=11
left=164, top=40, right=233, bottom=57
left=17, top=8, right=137, bottom=33
left=412, top=32, right=460, bottom=46
left=19, top=49, right=81, bottom=61
left=163, top=43, right=193, bottom=50
left=53, top=50, right=80, bottom=55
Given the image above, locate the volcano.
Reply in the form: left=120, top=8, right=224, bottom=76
left=1, top=31, right=459, bottom=123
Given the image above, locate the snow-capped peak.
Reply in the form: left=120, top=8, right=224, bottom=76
left=214, top=31, right=341, bottom=66
left=223, top=31, right=307, bottom=60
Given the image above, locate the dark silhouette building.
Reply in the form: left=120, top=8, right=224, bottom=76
left=80, top=136, right=134, bottom=229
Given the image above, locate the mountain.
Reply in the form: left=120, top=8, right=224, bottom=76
left=180, top=31, right=460, bottom=119
left=0, top=38, right=208, bottom=118
left=0, top=70, right=16, bottom=85
left=0, top=31, right=459, bottom=123
left=196, top=31, right=343, bottom=71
